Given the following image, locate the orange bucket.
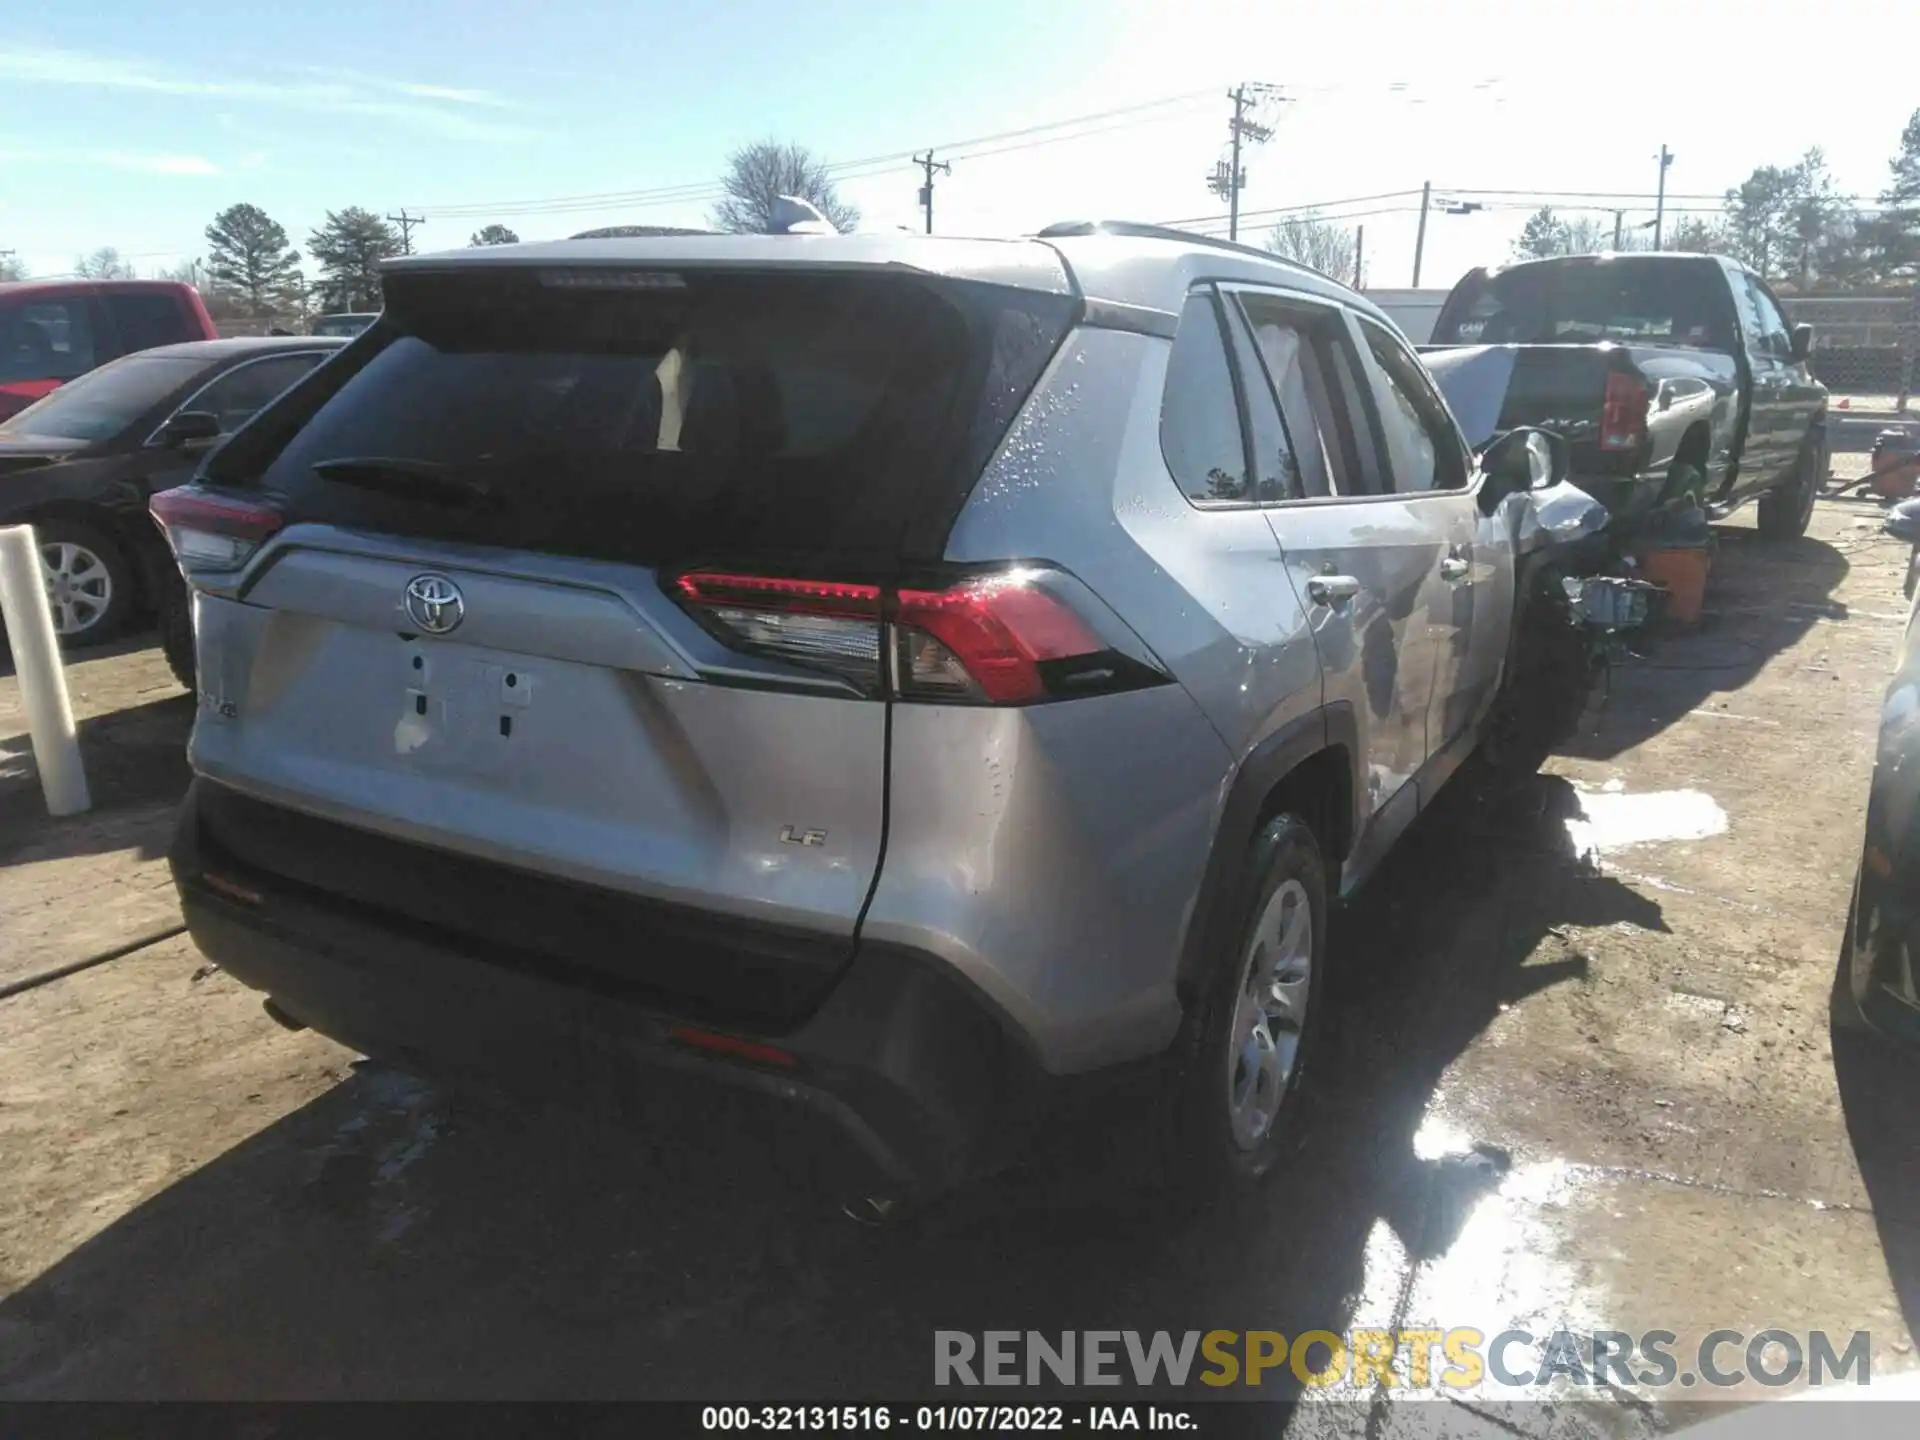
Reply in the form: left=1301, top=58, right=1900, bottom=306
left=1636, top=545, right=1711, bottom=625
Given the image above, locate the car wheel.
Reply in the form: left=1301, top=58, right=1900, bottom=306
left=157, top=573, right=196, bottom=692
left=1757, top=429, right=1823, bottom=540
left=34, top=519, right=134, bottom=645
left=1164, top=813, right=1329, bottom=1190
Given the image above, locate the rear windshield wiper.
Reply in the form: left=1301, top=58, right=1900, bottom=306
left=311, top=456, right=495, bottom=508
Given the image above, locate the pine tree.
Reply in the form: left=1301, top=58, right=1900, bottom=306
left=307, top=208, right=402, bottom=312
left=205, top=204, right=305, bottom=318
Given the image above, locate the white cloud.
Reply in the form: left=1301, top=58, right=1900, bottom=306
left=0, top=144, right=219, bottom=176
left=0, top=47, right=535, bottom=142
left=301, top=66, right=526, bottom=111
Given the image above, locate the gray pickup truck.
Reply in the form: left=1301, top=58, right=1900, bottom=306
left=1422, top=252, right=1829, bottom=539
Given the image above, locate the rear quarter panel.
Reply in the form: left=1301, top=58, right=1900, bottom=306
left=883, top=324, right=1331, bottom=1073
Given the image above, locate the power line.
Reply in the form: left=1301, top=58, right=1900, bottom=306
left=406, top=90, right=1219, bottom=219
left=385, top=210, right=425, bottom=254
left=915, top=152, right=951, bottom=234
left=1158, top=188, right=1425, bottom=228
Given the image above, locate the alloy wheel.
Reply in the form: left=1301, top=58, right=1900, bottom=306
left=1225, top=877, right=1314, bottom=1150
left=40, top=540, right=114, bottom=637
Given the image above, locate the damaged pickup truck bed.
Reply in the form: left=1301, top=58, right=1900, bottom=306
left=1422, top=252, right=1829, bottom=539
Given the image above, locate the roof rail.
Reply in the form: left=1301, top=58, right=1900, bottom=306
left=1034, top=219, right=1342, bottom=286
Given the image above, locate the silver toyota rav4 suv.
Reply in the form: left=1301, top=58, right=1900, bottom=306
left=154, top=222, right=1575, bottom=1198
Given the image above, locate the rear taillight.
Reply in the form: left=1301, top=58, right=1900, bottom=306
left=672, top=572, right=885, bottom=692
left=149, top=486, right=284, bottom=575
left=1599, top=371, right=1648, bottom=452
left=895, top=573, right=1104, bottom=703
left=671, top=566, right=1164, bottom=705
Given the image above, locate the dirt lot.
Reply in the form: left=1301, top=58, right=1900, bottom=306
left=3, top=468, right=1919, bottom=1430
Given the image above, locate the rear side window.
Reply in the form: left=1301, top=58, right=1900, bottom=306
left=177, top=353, right=325, bottom=435
left=0, top=299, right=97, bottom=382
left=1161, top=291, right=1253, bottom=504
left=107, top=291, right=194, bottom=353
left=252, top=271, right=1073, bottom=571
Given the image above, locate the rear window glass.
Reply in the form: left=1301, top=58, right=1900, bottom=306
left=258, top=271, right=1072, bottom=569
left=0, top=353, right=204, bottom=442
left=107, top=291, right=194, bottom=352
left=1433, top=259, right=1734, bottom=350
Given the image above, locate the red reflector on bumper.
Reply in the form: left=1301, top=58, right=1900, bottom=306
left=670, top=1023, right=799, bottom=1069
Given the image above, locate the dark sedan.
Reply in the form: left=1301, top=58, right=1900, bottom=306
left=0, top=336, right=344, bottom=651
left=1847, top=498, right=1920, bottom=1042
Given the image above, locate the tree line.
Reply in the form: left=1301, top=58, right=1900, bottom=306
left=1510, top=109, right=1920, bottom=289
left=8, top=210, right=525, bottom=320
left=26, top=109, right=1912, bottom=309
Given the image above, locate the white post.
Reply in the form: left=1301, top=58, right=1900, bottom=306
left=0, top=524, right=91, bottom=816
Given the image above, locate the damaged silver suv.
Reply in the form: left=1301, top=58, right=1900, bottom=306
left=154, top=221, right=1595, bottom=1199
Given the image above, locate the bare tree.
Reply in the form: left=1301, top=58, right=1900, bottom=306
left=1262, top=211, right=1358, bottom=280
left=152, top=258, right=201, bottom=285
left=711, top=141, right=859, bottom=234
left=74, top=246, right=135, bottom=279
left=1666, top=216, right=1725, bottom=255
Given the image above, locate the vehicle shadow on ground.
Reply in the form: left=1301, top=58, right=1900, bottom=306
left=0, top=629, right=160, bottom=682
left=0, top=693, right=191, bottom=867
left=0, top=774, right=1662, bottom=1402
left=1832, top=1015, right=1920, bottom=1344
left=1562, top=527, right=1849, bottom=762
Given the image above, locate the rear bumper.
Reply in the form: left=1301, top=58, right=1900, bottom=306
left=171, top=779, right=1058, bottom=1193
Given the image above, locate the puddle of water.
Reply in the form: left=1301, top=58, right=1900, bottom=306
left=1566, top=787, right=1728, bottom=855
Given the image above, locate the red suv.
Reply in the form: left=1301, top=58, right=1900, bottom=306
left=0, top=280, right=218, bottom=422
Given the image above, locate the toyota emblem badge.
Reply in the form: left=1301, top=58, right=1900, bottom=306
left=404, top=574, right=465, bottom=635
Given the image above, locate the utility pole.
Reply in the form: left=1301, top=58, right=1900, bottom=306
left=1652, top=146, right=1673, bottom=251
left=914, top=152, right=951, bottom=235
left=1412, top=181, right=1432, bottom=286
left=1353, top=225, right=1365, bottom=288
left=385, top=210, right=425, bottom=256
left=1613, top=210, right=1624, bottom=250
left=1208, top=85, right=1277, bottom=242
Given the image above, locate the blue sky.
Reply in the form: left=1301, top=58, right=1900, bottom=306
left=3, top=0, right=1912, bottom=291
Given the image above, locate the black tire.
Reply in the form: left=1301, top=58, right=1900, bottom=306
left=31, top=517, right=136, bottom=647
left=157, top=573, right=196, bottom=692
left=1161, top=813, right=1329, bottom=1193
left=1756, top=428, right=1823, bottom=540
left=1473, top=579, right=1594, bottom=794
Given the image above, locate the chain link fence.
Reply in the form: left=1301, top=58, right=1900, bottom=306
left=1781, top=290, right=1918, bottom=413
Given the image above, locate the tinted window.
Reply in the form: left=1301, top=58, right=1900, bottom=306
left=107, top=291, right=194, bottom=353
left=1234, top=297, right=1342, bottom=500
left=312, top=314, right=376, bottom=337
left=180, top=353, right=325, bottom=434
left=1161, top=291, right=1251, bottom=504
left=254, top=271, right=1073, bottom=568
left=0, top=353, right=205, bottom=442
left=1360, top=321, right=1470, bottom=493
left=0, top=299, right=97, bottom=383
left=1433, top=259, right=1734, bottom=350
left=1742, top=276, right=1792, bottom=360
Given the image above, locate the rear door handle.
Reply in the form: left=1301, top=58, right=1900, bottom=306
left=1306, top=574, right=1360, bottom=605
